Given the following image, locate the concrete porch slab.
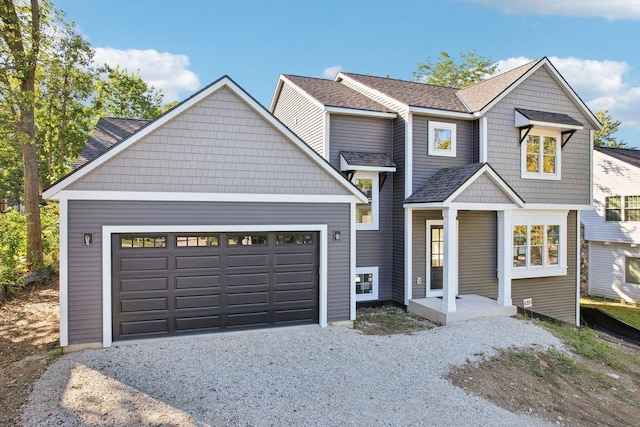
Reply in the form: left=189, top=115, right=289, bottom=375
left=408, top=294, right=517, bottom=325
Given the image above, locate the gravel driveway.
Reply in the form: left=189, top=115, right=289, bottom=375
left=21, top=316, right=560, bottom=426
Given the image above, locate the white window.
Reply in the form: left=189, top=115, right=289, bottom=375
left=511, top=211, right=567, bottom=279
left=355, top=266, right=378, bottom=301
left=353, top=171, right=379, bottom=230
left=521, top=130, right=561, bottom=180
left=428, top=121, right=456, bottom=157
left=626, top=257, right=640, bottom=285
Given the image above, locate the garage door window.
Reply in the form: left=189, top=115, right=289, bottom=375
left=176, top=235, right=219, bottom=247
left=120, top=236, right=166, bottom=248
left=276, top=234, right=313, bottom=245
left=228, top=234, right=268, bottom=245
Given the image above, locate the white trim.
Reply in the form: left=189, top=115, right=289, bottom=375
left=409, top=106, right=474, bottom=119
left=426, top=219, right=444, bottom=297
left=515, top=109, right=583, bottom=131
left=350, top=202, right=357, bottom=321
left=523, top=203, right=592, bottom=211
left=441, top=209, right=458, bottom=312
left=59, top=199, right=69, bottom=347
left=405, top=208, right=413, bottom=304
left=479, top=117, right=488, bottom=163
left=355, top=266, right=379, bottom=302
left=497, top=210, right=513, bottom=306
left=102, top=224, right=329, bottom=348
left=520, top=129, right=562, bottom=181
left=428, top=121, right=457, bottom=158
left=404, top=202, right=517, bottom=211
left=53, top=190, right=367, bottom=204
left=353, top=171, right=379, bottom=231
left=324, top=112, right=331, bottom=160
left=589, top=130, right=594, bottom=206
left=405, top=113, right=413, bottom=198
left=336, top=73, right=408, bottom=114
left=576, top=210, right=581, bottom=326
left=44, top=76, right=367, bottom=203
left=324, top=106, right=396, bottom=119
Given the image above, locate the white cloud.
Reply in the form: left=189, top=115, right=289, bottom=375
left=496, top=56, right=640, bottom=132
left=320, top=65, right=342, bottom=79
left=94, top=47, right=200, bottom=102
left=462, top=0, right=640, bottom=20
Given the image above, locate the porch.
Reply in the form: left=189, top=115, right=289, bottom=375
left=408, top=294, right=517, bottom=325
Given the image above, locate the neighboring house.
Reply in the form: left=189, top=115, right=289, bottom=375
left=43, top=76, right=367, bottom=351
left=271, top=57, right=600, bottom=325
left=582, top=147, right=640, bottom=303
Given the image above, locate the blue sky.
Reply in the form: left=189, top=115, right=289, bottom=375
left=55, top=0, right=640, bottom=148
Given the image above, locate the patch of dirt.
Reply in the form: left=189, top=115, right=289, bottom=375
left=355, top=304, right=435, bottom=335
left=0, top=279, right=60, bottom=426
left=448, top=338, right=640, bottom=426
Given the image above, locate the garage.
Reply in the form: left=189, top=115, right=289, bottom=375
left=112, top=231, right=319, bottom=341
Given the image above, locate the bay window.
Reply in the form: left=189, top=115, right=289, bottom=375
left=512, top=211, right=567, bottom=279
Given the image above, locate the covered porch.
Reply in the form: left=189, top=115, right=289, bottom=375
left=403, top=163, right=525, bottom=324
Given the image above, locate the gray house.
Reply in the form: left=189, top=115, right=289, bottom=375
left=43, top=76, right=367, bottom=351
left=271, top=57, right=600, bottom=325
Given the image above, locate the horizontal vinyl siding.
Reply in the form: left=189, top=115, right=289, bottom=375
left=69, top=87, right=347, bottom=196
left=272, top=82, right=325, bottom=156
left=412, top=116, right=474, bottom=193
left=67, top=200, right=351, bottom=344
left=512, top=210, right=578, bottom=324
left=458, top=211, right=498, bottom=297
left=392, top=118, right=406, bottom=304
left=411, top=211, right=442, bottom=298
left=589, top=242, right=640, bottom=302
left=329, top=115, right=392, bottom=168
left=472, top=120, right=480, bottom=164
left=485, top=68, right=593, bottom=205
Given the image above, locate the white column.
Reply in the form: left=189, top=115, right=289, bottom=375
left=442, top=208, right=458, bottom=313
left=479, top=117, right=488, bottom=163
left=497, top=210, right=513, bottom=306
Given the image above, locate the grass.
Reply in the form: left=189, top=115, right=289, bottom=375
left=354, top=304, right=435, bottom=335
left=581, top=296, right=640, bottom=329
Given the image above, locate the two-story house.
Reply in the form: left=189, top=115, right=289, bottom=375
left=582, top=147, right=640, bottom=303
left=271, top=57, right=600, bottom=325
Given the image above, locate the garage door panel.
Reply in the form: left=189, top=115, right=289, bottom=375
left=175, top=315, right=220, bottom=331
left=227, top=254, right=269, bottom=268
left=175, top=275, right=220, bottom=289
left=275, top=288, right=315, bottom=303
left=226, top=291, right=269, bottom=307
left=274, top=308, right=317, bottom=323
left=120, top=297, right=168, bottom=313
left=175, top=255, right=220, bottom=270
left=226, top=311, right=269, bottom=328
left=120, top=319, right=169, bottom=336
left=275, top=252, right=316, bottom=266
left=227, top=273, right=268, bottom=287
left=120, top=257, right=168, bottom=272
left=119, top=277, right=168, bottom=293
left=175, top=294, right=220, bottom=309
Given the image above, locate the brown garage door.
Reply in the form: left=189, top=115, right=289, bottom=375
left=112, top=231, right=319, bottom=341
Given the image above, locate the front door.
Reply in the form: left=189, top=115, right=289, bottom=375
left=426, top=220, right=444, bottom=296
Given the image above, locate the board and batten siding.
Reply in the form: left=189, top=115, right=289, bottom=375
left=330, top=115, right=394, bottom=300
left=588, top=242, right=640, bottom=303
left=484, top=67, right=593, bottom=205
left=272, top=82, right=326, bottom=156
left=68, top=87, right=347, bottom=196
left=512, top=210, right=578, bottom=324
left=392, top=117, right=406, bottom=304
left=412, top=116, right=474, bottom=192
left=66, top=200, right=351, bottom=345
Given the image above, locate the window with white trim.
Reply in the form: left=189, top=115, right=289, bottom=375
left=512, top=211, right=567, bottom=279
left=605, top=195, right=640, bottom=222
left=353, top=171, right=379, bottom=230
left=521, top=130, right=561, bottom=180
left=428, top=121, right=456, bottom=157
left=626, top=257, right=640, bottom=285
left=355, top=266, right=378, bottom=302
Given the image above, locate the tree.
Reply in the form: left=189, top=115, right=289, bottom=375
left=413, top=50, right=497, bottom=88
left=593, top=109, right=627, bottom=148
left=0, top=0, right=45, bottom=268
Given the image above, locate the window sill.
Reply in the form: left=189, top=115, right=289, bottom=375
left=512, top=265, right=567, bottom=279
left=429, top=150, right=456, bottom=158
left=521, top=173, right=561, bottom=181
left=356, top=223, right=379, bottom=231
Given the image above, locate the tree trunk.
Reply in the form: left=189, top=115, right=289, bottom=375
left=21, top=138, right=43, bottom=268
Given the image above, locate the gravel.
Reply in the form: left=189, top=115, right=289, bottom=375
left=20, top=316, right=561, bottom=426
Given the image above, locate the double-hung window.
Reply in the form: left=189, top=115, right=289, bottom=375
left=626, top=257, right=640, bottom=285
left=521, top=131, right=561, bottom=180
left=512, top=211, right=567, bottom=279
left=605, top=195, right=640, bottom=222
left=353, top=171, right=379, bottom=230
left=625, top=196, right=640, bottom=221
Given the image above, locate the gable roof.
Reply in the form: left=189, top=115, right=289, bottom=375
left=404, top=163, right=524, bottom=207
left=281, top=75, right=393, bottom=114
left=72, top=117, right=149, bottom=170
left=43, top=75, right=368, bottom=203
left=594, top=146, right=640, bottom=169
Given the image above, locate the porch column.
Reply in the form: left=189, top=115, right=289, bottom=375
left=442, top=208, right=458, bottom=313
left=497, top=210, right=513, bottom=306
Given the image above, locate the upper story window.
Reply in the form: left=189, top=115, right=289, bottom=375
left=353, top=171, right=379, bottom=230
left=606, top=196, right=622, bottom=221
left=606, top=195, right=640, bottom=222
left=512, top=211, right=567, bottom=279
left=625, top=196, right=640, bottom=221
left=521, top=131, right=561, bottom=180
left=428, top=121, right=456, bottom=157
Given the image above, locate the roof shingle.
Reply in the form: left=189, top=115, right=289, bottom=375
left=404, top=163, right=484, bottom=204
left=340, top=151, right=396, bottom=168
left=516, top=108, right=582, bottom=126
left=594, top=146, right=640, bottom=169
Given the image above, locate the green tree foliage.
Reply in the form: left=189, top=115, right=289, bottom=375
left=593, top=109, right=627, bottom=148
left=413, top=50, right=498, bottom=88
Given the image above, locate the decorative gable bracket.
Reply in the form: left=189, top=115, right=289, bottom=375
left=560, top=130, right=576, bottom=149
left=518, top=125, right=533, bottom=145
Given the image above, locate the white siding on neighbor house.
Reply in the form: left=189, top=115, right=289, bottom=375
left=589, top=242, right=640, bottom=303
left=272, top=82, right=326, bottom=156
left=484, top=67, right=593, bottom=205
left=582, top=150, right=640, bottom=244
left=67, top=87, right=348, bottom=196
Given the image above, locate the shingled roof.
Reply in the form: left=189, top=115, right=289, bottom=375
left=72, top=117, right=150, bottom=171
left=339, top=72, right=468, bottom=112
left=283, top=75, right=393, bottom=113
left=515, top=108, right=583, bottom=127
left=595, top=146, right=640, bottom=169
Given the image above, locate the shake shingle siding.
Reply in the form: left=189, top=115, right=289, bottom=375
left=272, top=82, right=326, bottom=156
left=66, top=200, right=352, bottom=344
left=484, top=68, right=592, bottom=204
left=452, top=174, right=513, bottom=204
left=412, top=116, right=473, bottom=192
left=392, top=117, right=406, bottom=304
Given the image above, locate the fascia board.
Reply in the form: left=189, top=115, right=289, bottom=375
left=408, top=106, right=474, bottom=119
left=325, top=106, right=396, bottom=119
